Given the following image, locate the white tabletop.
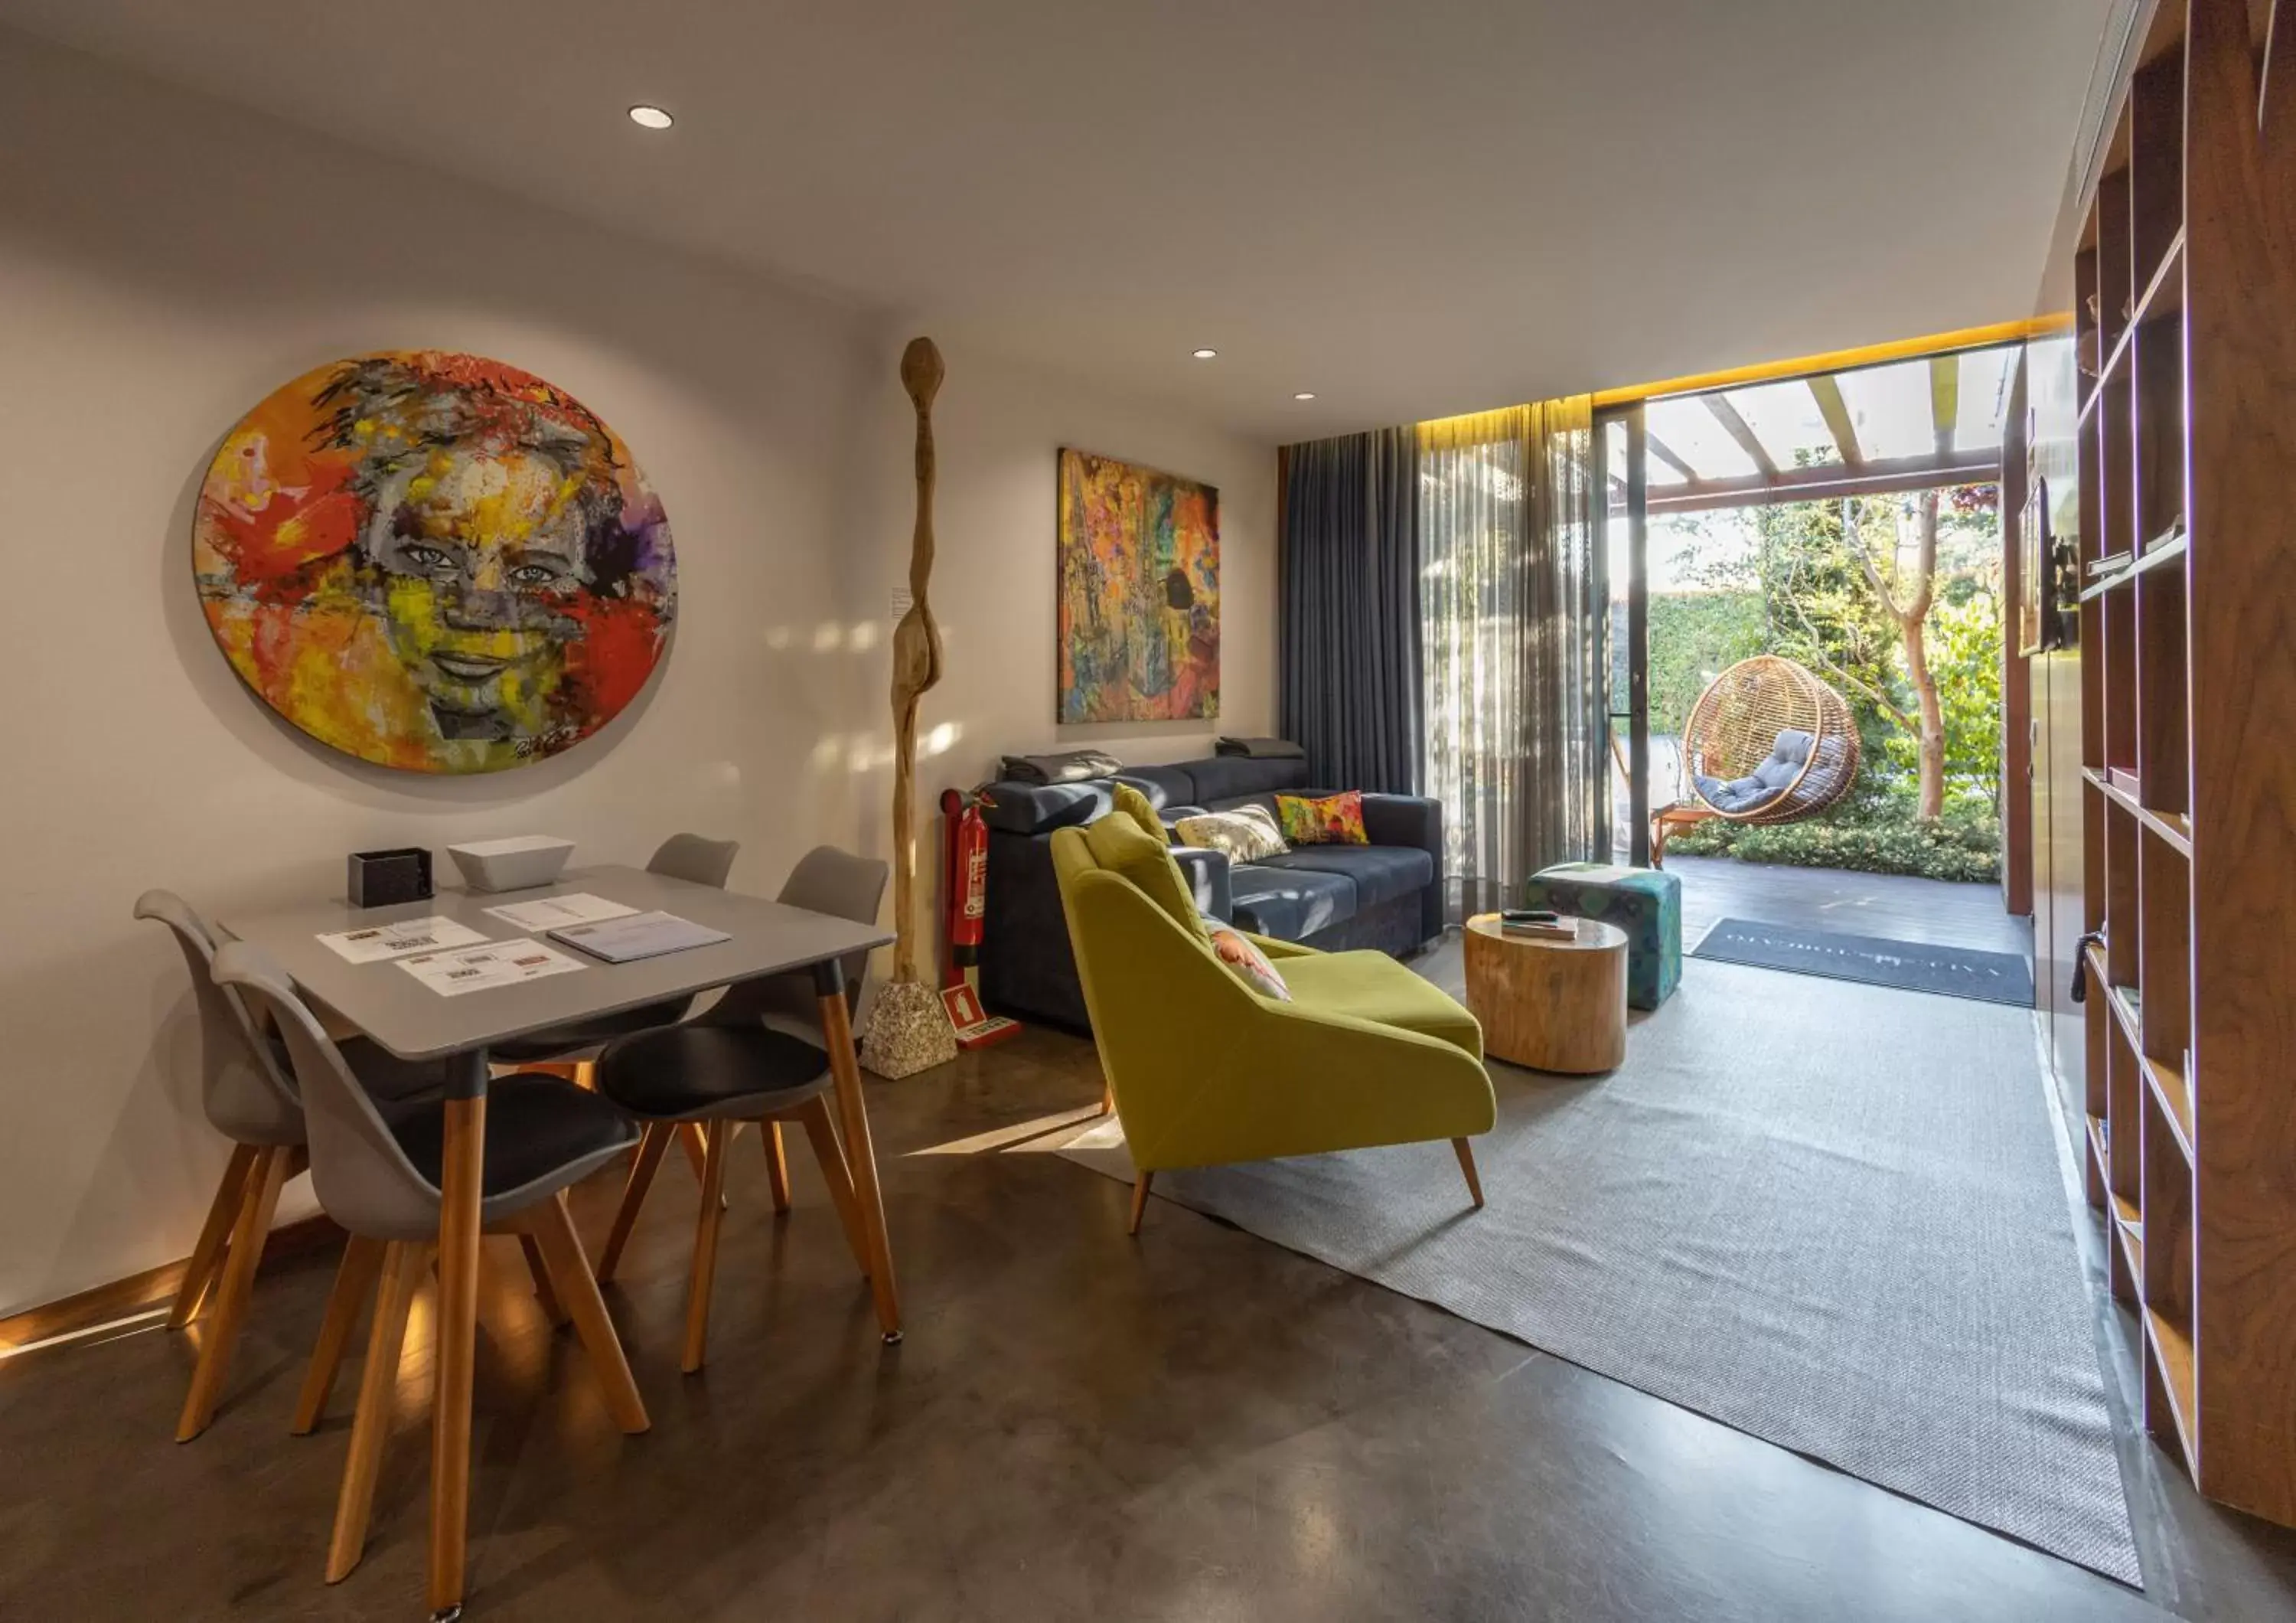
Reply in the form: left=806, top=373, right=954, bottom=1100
left=220, top=864, right=892, bottom=1062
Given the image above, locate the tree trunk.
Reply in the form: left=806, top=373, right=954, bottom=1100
left=1900, top=612, right=1947, bottom=818
left=1845, top=490, right=1945, bottom=819
left=1900, top=492, right=1945, bottom=819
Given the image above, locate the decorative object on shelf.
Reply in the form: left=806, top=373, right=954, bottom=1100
left=1057, top=448, right=1219, bottom=722
left=194, top=351, right=674, bottom=774
left=2020, top=475, right=2080, bottom=655
left=860, top=338, right=960, bottom=1080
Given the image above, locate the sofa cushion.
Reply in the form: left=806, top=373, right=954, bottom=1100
left=1186, top=754, right=1311, bottom=805
left=1228, top=864, right=1356, bottom=939
left=1085, top=792, right=1212, bottom=945
left=1277, top=951, right=1482, bottom=1060
left=977, top=771, right=1186, bottom=835
left=1122, top=765, right=1198, bottom=807
left=1276, top=789, right=1369, bottom=845
left=1251, top=844, right=1434, bottom=911
left=1172, top=805, right=1287, bottom=863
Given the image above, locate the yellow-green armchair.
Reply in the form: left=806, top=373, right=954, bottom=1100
left=1051, top=812, right=1495, bottom=1234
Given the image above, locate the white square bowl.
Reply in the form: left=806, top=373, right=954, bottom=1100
left=445, top=835, right=574, bottom=893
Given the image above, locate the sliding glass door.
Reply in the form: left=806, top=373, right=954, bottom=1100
left=1599, top=405, right=1652, bottom=865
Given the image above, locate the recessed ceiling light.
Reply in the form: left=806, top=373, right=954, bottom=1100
left=628, top=105, right=674, bottom=130
left=1293, top=391, right=1317, bottom=401
left=1190, top=348, right=1218, bottom=360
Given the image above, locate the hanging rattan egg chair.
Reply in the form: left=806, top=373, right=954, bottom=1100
left=1650, top=655, right=1861, bottom=863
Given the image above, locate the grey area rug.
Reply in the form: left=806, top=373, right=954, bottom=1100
left=1056, top=959, right=2136, bottom=1582
left=1695, top=916, right=2037, bottom=1007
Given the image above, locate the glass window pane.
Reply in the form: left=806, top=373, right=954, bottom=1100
left=1724, top=377, right=1843, bottom=471
left=1645, top=396, right=1757, bottom=481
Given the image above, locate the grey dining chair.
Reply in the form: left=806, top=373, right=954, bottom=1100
left=589, top=846, right=889, bottom=1373
left=209, top=940, right=649, bottom=1585
left=135, top=890, right=444, bottom=1442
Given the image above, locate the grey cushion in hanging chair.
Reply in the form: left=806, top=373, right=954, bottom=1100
left=1695, top=728, right=1818, bottom=814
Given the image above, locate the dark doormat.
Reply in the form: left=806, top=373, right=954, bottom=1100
left=1693, top=916, right=2035, bottom=1007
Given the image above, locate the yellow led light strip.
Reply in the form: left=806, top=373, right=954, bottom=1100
left=1588, top=315, right=2073, bottom=409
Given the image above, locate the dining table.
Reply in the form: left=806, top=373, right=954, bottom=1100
left=221, top=863, right=899, bottom=1620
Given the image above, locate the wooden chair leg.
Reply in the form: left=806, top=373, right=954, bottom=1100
left=292, top=1236, right=386, bottom=1435
left=791, top=1095, right=869, bottom=1278
left=176, top=1144, right=291, bottom=1442
left=326, top=1241, right=429, bottom=1584
left=522, top=1194, right=649, bottom=1434
left=1101, top=1079, right=1116, bottom=1117
left=1452, top=1138, right=1486, bottom=1209
left=168, top=1145, right=258, bottom=1330
left=680, top=1122, right=732, bottom=1373
left=518, top=1233, right=569, bottom=1327
left=763, top=1120, right=792, bottom=1213
left=1127, top=1171, right=1154, bottom=1236
left=596, top=1122, right=673, bottom=1284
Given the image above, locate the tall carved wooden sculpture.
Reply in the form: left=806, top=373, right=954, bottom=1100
left=859, top=338, right=960, bottom=1078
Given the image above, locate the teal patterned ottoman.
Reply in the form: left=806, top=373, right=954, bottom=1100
left=1525, top=863, right=1681, bottom=1011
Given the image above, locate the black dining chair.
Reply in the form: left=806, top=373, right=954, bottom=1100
left=210, top=941, right=649, bottom=1585
left=489, top=834, right=739, bottom=1194
left=589, top=846, right=888, bottom=1372
left=488, top=832, right=741, bottom=1066
left=135, top=890, right=448, bottom=1442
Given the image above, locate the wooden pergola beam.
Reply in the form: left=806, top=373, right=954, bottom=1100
left=1807, top=374, right=1864, bottom=469
left=1703, top=394, right=1778, bottom=478
left=1929, top=352, right=1959, bottom=457
left=1627, top=449, right=1998, bottom=515
left=1645, top=431, right=1698, bottom=483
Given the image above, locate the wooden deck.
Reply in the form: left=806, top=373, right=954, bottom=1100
left=1663, top=854, right=2032, bottom=959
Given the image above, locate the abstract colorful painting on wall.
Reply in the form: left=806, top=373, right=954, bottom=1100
left=194, top=351, right=675, bottom=773
left=1056, top=448, right=1218, bottom=722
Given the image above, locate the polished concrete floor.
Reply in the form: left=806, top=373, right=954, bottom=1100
left=5, top=1018, right=2295, bottom=1621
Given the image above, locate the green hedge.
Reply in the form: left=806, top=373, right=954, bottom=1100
left=1667, top=802, right=2001, bottom=884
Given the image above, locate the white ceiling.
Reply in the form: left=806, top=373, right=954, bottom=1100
left=0, top=0, right=2114, bottom=442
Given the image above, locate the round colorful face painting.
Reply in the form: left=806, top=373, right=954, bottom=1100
left=194, top=351, right=675, bottom=773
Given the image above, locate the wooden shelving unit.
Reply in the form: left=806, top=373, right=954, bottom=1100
left=2072, top=0, right=2296, bottom=1529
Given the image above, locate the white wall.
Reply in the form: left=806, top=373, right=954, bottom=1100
left=0, top=33, right=1275, bottom=1314
left=840, top=338, right=1278, bottom=938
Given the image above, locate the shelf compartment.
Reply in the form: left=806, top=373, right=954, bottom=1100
left=2102, top=796, right=2142, bottom=989
left=2144, top=1306, right=2201, bottom=1478
left=2144, top=1053, right=2195, bottom=1163
left=2138, top=823, right=2192, bottom=1080
left=2081, top=766, right=2193, bottom=854
left=2135, top=545, right=2190, bottom=815
left=2086, top=1110, right=2111, bottom=1210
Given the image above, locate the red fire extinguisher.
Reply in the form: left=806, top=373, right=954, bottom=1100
left=938, top=788, right=1020, bottom=1050
left=941, top=786, right=989, bottom=988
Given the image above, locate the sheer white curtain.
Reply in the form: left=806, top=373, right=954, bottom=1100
left=1419, top=400, right=1608, bottom=922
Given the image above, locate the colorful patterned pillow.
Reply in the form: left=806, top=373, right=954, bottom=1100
left=1172, top=805, right=1288, bottom=863
left=1275, top=789, right=1369, bottom=846
left=1205, top=921, right=1292, bottom=1000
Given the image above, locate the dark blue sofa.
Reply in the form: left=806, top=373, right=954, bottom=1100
left=976, top=754, right=1444, bottom=1030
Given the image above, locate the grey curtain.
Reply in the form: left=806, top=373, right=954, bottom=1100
left=1278, top=429, right=1423, bottom=793
left=1420, top=400, right=1609, bottom=921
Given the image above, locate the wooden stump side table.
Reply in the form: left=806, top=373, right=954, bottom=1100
left=1462, top=914, right=1629, bottom=1073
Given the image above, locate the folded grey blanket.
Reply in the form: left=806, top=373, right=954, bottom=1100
left=996, top=749, right=1124, bottom=785
left=1213, top=736, right=1306, bottom=759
